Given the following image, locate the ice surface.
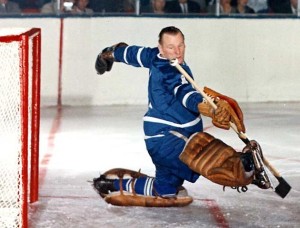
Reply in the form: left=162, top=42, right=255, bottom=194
left=29, top=103, right=300, bottom=228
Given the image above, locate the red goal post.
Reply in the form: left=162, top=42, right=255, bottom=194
left=0, top=28, right=41, bottom=228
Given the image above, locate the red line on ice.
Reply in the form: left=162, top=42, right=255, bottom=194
left=29, top=106, right=62, bottom=227
left=39, top=106, right=62, bottom=186
left=195, top=198, right=229, bottom=228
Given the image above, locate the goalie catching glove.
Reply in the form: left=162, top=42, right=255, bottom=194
left=198, top=87, right=246, bottom=133
left=95, top=42, right=128, bottom=75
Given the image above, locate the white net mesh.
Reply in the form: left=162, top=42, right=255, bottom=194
left=0, top=29, right=36, bottom=228
left=0, top=41, right=23, bottom=228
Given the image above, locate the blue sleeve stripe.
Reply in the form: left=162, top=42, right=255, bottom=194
left=182, top=91, right=198, bottom=108
left=137, top=47, right=144, bottom=67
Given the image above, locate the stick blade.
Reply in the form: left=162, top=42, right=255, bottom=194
left=275, top=177, right=292, bottom=199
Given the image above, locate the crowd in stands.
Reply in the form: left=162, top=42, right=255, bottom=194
left=0, top=0, right=298, bottom=15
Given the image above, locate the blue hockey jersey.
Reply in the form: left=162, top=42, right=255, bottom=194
left=114, top=46, right=204, bottom=139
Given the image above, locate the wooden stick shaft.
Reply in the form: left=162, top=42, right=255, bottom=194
left=172, top=61, right=217, bottom=109
left=263, top=157, right=281, bottom=177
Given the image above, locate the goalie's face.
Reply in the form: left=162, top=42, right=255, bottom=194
left=158, top=33, right=186, bottom=64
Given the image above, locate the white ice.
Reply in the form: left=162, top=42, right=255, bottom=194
left=29, top=102, right=300, bottom=228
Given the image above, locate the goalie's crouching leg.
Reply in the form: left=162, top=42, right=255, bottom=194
left=93, top=168, right=193, bottom=207
left=179, top=132, right=255, bottom=188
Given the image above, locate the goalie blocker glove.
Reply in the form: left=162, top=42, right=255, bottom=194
left=198, top=87, right=246, bottom=133
left=95, top=42, right=128, bottom=75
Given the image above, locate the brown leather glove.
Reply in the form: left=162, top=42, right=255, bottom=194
left=198, top=87, right=246, bottom=133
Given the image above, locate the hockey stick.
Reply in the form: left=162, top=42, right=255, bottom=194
left=170, top=59, right=291, bottom=198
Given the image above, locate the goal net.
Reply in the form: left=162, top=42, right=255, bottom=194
left=0, top=28, right=41, bottom=228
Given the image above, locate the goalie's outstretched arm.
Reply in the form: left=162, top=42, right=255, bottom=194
left=95, top=44, right=156, bottom=75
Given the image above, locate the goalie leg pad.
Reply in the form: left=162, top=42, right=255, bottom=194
left=93, top=168, right=193, bottom=207
left=180, top=132, right=254, bottom=187
left=104, top=189, right=193, bottom=207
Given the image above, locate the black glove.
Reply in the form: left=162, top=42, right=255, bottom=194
left=95, top=42, right=128, bottom=75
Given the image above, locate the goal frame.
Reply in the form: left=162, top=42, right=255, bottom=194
left=0, top=28, right=41, bottom=228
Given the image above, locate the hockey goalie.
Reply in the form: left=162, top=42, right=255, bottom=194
left=92, top=26, right=271, bottom=207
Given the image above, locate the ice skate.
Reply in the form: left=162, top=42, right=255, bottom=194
left=93, top=175, right=116, bottom=198
left=242, top=140, right=272, bottom=190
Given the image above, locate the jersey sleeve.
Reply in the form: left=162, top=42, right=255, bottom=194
left=114, top=45, right=157, bottom=68
left=176, top=85, right=203, bottom=113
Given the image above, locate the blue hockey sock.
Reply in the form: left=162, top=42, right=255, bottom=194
left=113, top=176, right=154, bottom=196
left=113, top=177, right=178, bottom=196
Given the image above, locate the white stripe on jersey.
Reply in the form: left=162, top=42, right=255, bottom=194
left=143, top=116, right=201, bottom=128
left=174, top=85, right=180, bottom=95
left=144, top=134, right=165, bottom=139
left=123, top=46, right=129, bottom=64
left=169, top=130, right=188, bottom=142
left=182, top=91, right=198, bottom=108
left=137, top=47, right=144, bottom=67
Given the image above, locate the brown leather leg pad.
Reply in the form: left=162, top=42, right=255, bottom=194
left=180, top=132, right=253, bottom=187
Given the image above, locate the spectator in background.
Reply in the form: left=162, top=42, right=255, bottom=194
left=236, top=0, right=255, bottom=13
left=165, top=0, right=201, bottom=13
left=89, top=0, right=121, bottom=13
left=41, top=0, right=92, bottom=14
left=12, top=0, right=41, bottom=11
left=218, top=0, right=255, bottom=14
left=207, top=0, right=236, bottom=15
left=41, top=0, right=75, bottom=13
left=290, top=0, right=298, bottom=14
left=36, top=0, right=52, bottom=8
left=120, top=0, right=135, bottom=13
left=89, top=0, right=135, bottom=14
left=246, top=0, right=268, bottom=13
left=73, top=0, right=93, bottom=14
left=268, top=0, right=297, bottom=14
left=219, top=0, right=236, bottom=14
left=41, top=0, right=56, bottom=13
left=0, top=0, right=21, bottom=13
left=141, top=0, right=166, bottom=14
left=206, top=0, right=216, bottom=14
left=194, top=0, right=208, bottom=12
